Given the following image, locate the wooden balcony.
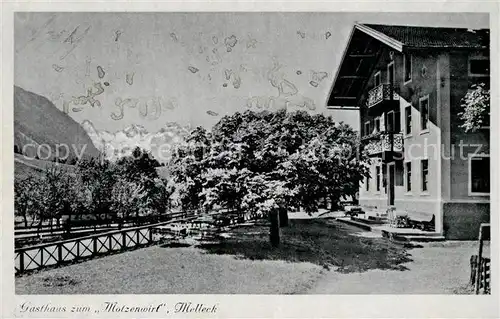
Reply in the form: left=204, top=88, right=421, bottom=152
left=366, top=84, right=399, bottom=111
left=362, top=132, right=403, bottom=161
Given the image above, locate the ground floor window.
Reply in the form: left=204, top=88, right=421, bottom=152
left=421, top=159, right=429, bottom=192
left=405, top=161, right=412, bottom=192
left=469, top=155, right=490, bottom=195
left=376, top=166, right=381, bottom=192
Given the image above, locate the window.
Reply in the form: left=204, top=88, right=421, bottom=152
left=365, top=175, right=370, bottom=191
left=469, top=155, right=490, bottom=195
left=469, top=57, right=490, bottom=77
left=382, top=165, right=387, bottom=193
left=405, top=162, right=412, bottom=192
left=420, top=96, right=429, bottom=131
left=394, top=109, right=401, bottom=132
left=387, top=62, right=395, bottom=85
left=374, top=71, right=381, bottom=86
left=364, top=121, right=370, bottom=136
left=374, top=117, right=380, bottom=133
left=421, top=159, right=429, bottom=192
left=386, top=111, right=394, bottom=132
left=404, top=54, right=412, bottom=83
left=376, top=166, right=381, bottom=192
left=405, top=106, right=412, bottom=135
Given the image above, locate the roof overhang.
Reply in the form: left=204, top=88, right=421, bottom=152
left=326, top=23, right=403, bottom=109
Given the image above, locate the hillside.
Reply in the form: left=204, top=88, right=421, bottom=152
left=14, top=86, right=100, bottom=161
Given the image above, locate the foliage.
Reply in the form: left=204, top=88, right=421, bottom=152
left=14, top=147, right=174, bottom=231
left=459, top=83, right=490, bottom=132
left=171, top=109, right=369, bottom=220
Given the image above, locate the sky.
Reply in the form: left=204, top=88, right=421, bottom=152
left=14, top=12, right=489, bottom=133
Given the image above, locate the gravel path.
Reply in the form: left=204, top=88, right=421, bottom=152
left=16, top=246, right=324, bottom=294
left=307, top=241, right=487, bottom=294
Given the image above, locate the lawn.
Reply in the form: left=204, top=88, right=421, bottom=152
left=197, top=218, right=412, bottom=273
left=16, top=219, right=414, bottom=294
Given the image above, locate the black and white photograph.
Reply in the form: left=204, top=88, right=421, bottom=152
left=2, top=4, right=498, bottom=317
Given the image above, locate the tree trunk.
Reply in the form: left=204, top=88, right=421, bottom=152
left=279, top=207, right=289, bottom=227
left=330, top=195, right=338, bottom=211
left=23, top=213, right=28, bottom=228
left=269, top=210, right=280, bottom=247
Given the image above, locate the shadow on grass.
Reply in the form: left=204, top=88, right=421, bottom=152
left=196, top=219, right=414, bottom=273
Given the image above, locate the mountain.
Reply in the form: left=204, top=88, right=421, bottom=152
left=14, top=86, right=100, bottom=161
left=82, top=120, right=191, bottom=163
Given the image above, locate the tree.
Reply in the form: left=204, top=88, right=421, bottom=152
left=459, top=83, right=490, bottom=132
left=170, top=110, right=370, bottom=247
left=14, top=175, right=40, bottom=227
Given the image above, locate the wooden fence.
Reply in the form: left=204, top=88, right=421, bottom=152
left=469, top=223, right=491, bottom=294
left=15, top=211, right=197, bottom=275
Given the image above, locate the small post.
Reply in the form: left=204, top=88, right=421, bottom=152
left=136, top=230, right=140, bottom=246
left=475, top=225, right=484, bottom=294
left=93, top=237, right=98, bottom=256
left=122, top=231, right=126, bottom=249
left=40, top=247, right=44, bottom=268
left=19, top=251, right=25, bottom=273
left=108, top=235, right=113, bottom=251
left=149, top=227, right=153, bottom=244
left=58, top=243, right=63, bottom=264
left=76, top=240, right=80, bottom=260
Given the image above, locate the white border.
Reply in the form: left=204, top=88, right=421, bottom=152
left=2, top=2, right=500, bottom=319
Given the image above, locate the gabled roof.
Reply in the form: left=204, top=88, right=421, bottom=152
left=327, top=23, right=489, bottom=108
left=363, top=23, right=489, bottom=50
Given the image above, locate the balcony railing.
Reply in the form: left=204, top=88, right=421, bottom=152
left=364, top=132, right=403, bottom=156
left=366, top=84, right=399, bottom=108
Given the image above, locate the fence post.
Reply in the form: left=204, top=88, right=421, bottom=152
left=149, top=227, right=153, bottom=244
left=58, top=243, right=63, bottom=264
left=108, top=234, right=112, bottom=251
left=475, top=226, right=484, bottom=294
left=122, top=231, right=126, bottom=249
left=40, top=247, right=44, bottom=268
left=93, top=237, right=98, bottom=256
left=136, top=229, right=140, bottom=246
left=19, top=251, right=25, bottom=273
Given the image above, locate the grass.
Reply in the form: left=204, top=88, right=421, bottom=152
left=197, top=219, right=412, bottom=273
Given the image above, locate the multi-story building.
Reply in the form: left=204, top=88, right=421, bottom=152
left=327, top=23, right=490, bottom=239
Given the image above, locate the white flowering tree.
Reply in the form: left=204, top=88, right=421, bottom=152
left=459, top=83, right=490, bottom=132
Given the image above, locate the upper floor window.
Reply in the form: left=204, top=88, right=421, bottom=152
left=404, top=53, right=412, bottom=83
left=469, top=154, right=490, bottom=196
left=469, top=56, right=490, bottom=77
left=364, top=121, right=371, bottom=136
left=419, top=95, right=429, bottom=132
left=374, top=71, right=381, bottom=87
left=386, top=111, right=395, bottom=132
left=374, top=117, right=380, bottom=133
left=405, top=105, right=412, bottom=135
left=387, top=62, right=395, bottom=85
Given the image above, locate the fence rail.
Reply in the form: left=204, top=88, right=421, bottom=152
left=15, top=211, right=198, bottom=275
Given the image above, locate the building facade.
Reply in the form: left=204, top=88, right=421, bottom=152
left=327, top=24, right=490, bottom=239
